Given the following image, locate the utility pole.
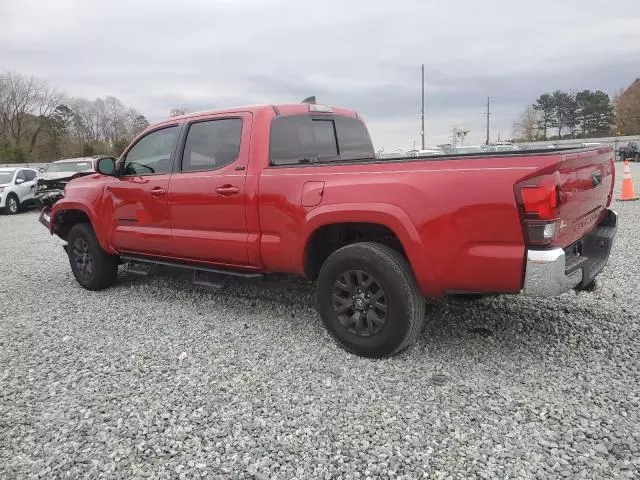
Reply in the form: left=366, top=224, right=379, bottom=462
left=485, top=97, right=491, bottom=145
left=421, top=64, right=425, bottom=150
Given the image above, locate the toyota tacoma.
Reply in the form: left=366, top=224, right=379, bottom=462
left=38, top=101, right=618, bottom=357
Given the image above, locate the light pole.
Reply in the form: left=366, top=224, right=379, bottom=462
left=421, top=64, right=425, bottom=150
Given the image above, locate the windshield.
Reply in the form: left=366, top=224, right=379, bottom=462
left=46, top=161, right=93, bottom=173
left=0, top=171, right=15, bottom=184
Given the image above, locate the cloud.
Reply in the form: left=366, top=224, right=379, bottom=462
left=2, top=0, right=639, bottom=148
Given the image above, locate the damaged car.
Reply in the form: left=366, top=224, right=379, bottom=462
left=35, top=156, right=114, bottom=207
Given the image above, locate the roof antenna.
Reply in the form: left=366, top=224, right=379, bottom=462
left=301, top=96, right=316, bottom=104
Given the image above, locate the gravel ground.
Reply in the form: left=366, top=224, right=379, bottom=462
left=1, top=162, right=639, bottom=479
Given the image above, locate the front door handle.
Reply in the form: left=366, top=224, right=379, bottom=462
left=149, top=187, right=167, bottom=197
left=215, top=185, right=240, bottom=196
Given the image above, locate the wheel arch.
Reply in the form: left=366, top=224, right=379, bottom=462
left=51, top=201, right=114, bottom=253
left=300, top=203, right=435, bottom=293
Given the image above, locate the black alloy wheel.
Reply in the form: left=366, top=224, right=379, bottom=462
left=332, top=270, right=388, bottom=337
left=71, top=237, right=94, bottom=282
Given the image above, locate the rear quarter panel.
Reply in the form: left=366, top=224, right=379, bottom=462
left=257, top=156, right=552, bottom=296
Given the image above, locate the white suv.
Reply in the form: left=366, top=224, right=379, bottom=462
left=0, top=167, right=40, bottom=215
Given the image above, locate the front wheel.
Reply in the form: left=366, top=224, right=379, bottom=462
left=67, top=223, right=119, bottom=290
left=316, top=242, right=425, bottom=358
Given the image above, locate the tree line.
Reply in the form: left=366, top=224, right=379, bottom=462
left=0, top=71, right=150, bottom=163
left=513, top=83, right=640, bottom=142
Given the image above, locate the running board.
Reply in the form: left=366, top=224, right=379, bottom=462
left=125, top=261, right=155, bottom=276
left=192, top=271, right=227, bottom=289
left=120, top=255, right=263, bottom=279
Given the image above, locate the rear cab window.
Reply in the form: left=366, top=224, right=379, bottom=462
left=269, top=114, right=374, bottom=166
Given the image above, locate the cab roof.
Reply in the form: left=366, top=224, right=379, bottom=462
left=153, top=103, right=359, bottom=128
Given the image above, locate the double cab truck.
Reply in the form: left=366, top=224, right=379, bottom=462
left=39, top=101, right=618, bottom=357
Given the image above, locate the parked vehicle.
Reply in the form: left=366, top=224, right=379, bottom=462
left=0, top=167, right=39, bottom=215
left=452, top=145, right=485, bottom=154
left=618, top=141, right=639, bottom=161
left=39, top=102, right=618, bottom=357
left=484, top=144, right=520, bottom=152
left=35, top=156, right=114, bottom=208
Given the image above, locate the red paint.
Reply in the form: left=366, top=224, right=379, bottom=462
left=47, top=104, right=615, bottom=297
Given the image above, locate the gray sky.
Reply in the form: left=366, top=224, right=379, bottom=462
left=2, top=0, right=639, bottom=150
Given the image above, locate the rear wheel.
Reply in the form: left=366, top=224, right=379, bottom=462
left=316, top=242, right=425, bottom=358
left=4, top=194, right=19, bottom=215
left=67, top=223, right=119, bottom=290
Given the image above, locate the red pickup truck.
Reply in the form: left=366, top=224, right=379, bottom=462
left=39, top=101, right=618, bottom=357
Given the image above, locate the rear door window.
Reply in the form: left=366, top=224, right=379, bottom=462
left=181, top=118, right=243, bottom=172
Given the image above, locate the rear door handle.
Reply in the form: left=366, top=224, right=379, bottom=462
left=149, top=187, right=167, bottom=197
left=215, top=185, right=240, bottom=196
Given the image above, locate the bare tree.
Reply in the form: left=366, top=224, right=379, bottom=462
left=0, top=71, right=62, bottom=155
left=615, top=81, right=640, bottom=135
left=512, top=106, right=540, bottom=141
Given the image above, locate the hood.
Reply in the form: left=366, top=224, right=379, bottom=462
left=39, top=171, right=81, bottom=181
left=0, top=183, right=10, bottom=188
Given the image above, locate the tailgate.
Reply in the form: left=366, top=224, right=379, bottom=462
left=555, top=149, right=614, bottom=247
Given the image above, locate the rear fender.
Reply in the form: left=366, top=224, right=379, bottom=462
left=300, top=203, right=436, bottom=295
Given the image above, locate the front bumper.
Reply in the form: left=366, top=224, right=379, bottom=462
left=35, top=189, right=64, bottom=208
left=39, top=206, right=52, bottom=230
left=523, top=209, right=617, bottom=296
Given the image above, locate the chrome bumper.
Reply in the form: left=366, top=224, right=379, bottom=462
left=523, top=209, right=617, bottom=297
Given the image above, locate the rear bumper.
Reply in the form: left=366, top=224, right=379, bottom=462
left=522, top=209, right=617, bottom=296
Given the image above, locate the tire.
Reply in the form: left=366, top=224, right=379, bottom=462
left=4, top=194, right=20, bottom=215
left=316, top=242, right=425, bottom=358
left=67, top=223, right=119, bottom=290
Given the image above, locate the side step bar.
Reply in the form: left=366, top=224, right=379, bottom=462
left=120, top=255, right=264, bottom=279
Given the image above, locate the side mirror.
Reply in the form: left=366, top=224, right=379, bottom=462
left=15, top=178, right=25, bottom=185
left=97, top=157, right=116, bottom=176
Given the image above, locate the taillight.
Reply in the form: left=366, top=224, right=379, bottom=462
left=516, top=172, right=561, bottom=247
